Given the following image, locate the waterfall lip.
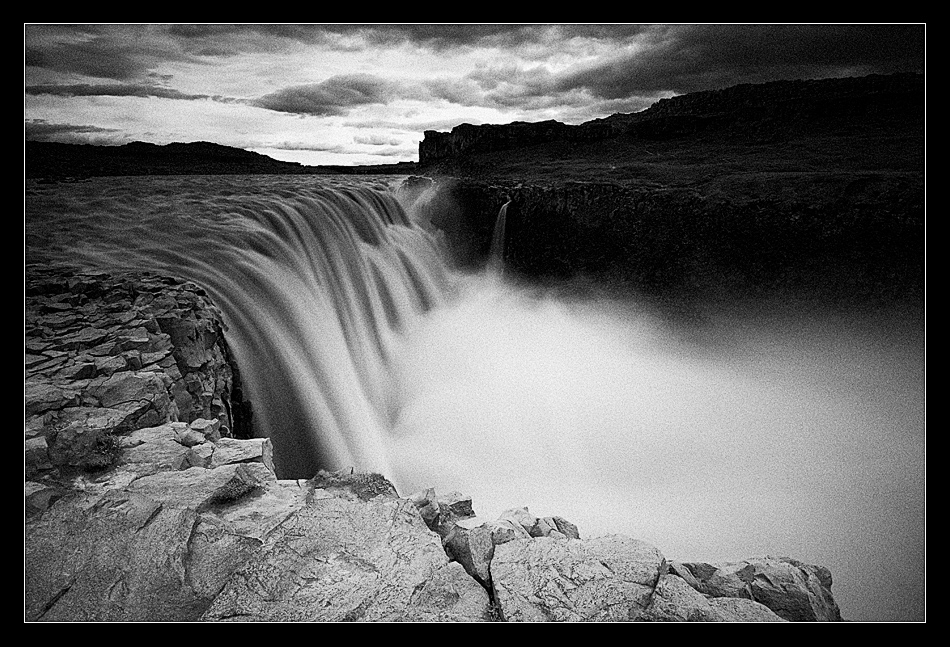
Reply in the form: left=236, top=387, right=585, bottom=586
left=25, top=176, right=451, bottom=482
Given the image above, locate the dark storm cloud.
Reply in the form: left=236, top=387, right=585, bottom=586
left=25, top=119, right=123, bottom=144
left=25, top=40, right=149, bottom=81
left=162, top=24, right=649, bottom=54
left=25, top=25, right=194, bottom=81
left=354, top=24, right=653, bottom=49
left=554, top=24, right=925, bottom=98
left=252, top=74, right=402, bottom=116
left=24, top=82, right=235, bottom=102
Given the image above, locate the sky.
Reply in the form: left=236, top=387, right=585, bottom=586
left=24, top=24, right=925, bottom=167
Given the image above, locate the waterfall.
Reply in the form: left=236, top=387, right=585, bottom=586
left=25, top=175, right=924, bottom=620
left=26, top=176, right=453, bottom=479
left=487, top=197, right=511, bottom=275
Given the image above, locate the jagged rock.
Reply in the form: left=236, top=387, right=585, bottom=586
left=442, top=517, right=496, bottom=587
left=642, top=573, right=785, bottom=622
left=407, top=561, right=493, bottom=622
left=642, top=573, right=723, bottom=621
left=211, top=480, right=312, bottom=541
left=54, top=361, right=97, bottom=381
left=498, top=506, right=536, bottom=532
left=547, top=516, right=580, bottom=540
left=485, top=518, right=532, bottom=544
left=438, top=491, right=475, bottom=519
left=92, top=354, right=128, bottom=377
left=408, top=487, right=442, bottom=529
left=25, top=481, right=65, bottom=517
left=675, top=557, right=842, bottom=621
left=175, top=428, right=208, bottom=447
left=118, top=423, right=193, bottom=474
left=25, top=268, right=252, bottom=468
left=188, top=417, right=221, bottom=442
left=25, top=436, right=52, bottom=476
left=209, top=437, right=274, bottom=472
left=89, top=371, right=173, bottom=416
left=201, top=495, right=491, bottom=622
left=183, top=515, right=264, bottom=603
left=25, top=489, right=260, bottom=622
left=490, top=535, right=665, bottom=622
left=25, top=382, right=81, bottom=416
left=707, top=597, right=789, bottom=622
left=128, top=463, right=274, bottom=512
left=187, top=443, right=215, bottom=468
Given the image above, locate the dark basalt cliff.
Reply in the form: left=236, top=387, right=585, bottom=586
left=419, top=73, right=922, bottom=167
left=414, top=73, right=924, bottom=308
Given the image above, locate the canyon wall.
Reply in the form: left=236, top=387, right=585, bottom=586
left=419, top=73, right=922, bottom=166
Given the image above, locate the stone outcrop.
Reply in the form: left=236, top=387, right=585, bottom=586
left=670, top=558, right=842, bottom=622
left=25, top=425, right=493, bottom=622
left=405, top=490, right=836, bottom=622
left=25, top=267, right=253, bottom=484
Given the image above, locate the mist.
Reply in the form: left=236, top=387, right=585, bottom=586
left=386, top=271, right=924, bottom=621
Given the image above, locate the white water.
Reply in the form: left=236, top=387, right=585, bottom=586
left=25, top=175, right=924, bottom=621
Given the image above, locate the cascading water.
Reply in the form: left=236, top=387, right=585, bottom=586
left=24, top=174, right=924, bottom=621
left=487, top=197, right=511, bottom=276
left=26, top=175, right=454, bottom=479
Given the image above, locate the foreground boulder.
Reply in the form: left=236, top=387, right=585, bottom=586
left=670, top=558, right=842, bottom=622
left=201, top=494, right=490, bottom=622
left=25, top=442, right=492, bottom=622
left=490, top=535, right=665, bottom=622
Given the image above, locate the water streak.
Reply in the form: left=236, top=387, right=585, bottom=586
left=487, top=197, right=511, bottom=276
left=26, top=175, right=452, bottom=478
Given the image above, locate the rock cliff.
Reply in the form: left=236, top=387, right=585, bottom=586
left=25, top=269, right=844, bottom=621
left=411, top=73, right=923, bottom=307
left=419, top=73, right=922, bottom=166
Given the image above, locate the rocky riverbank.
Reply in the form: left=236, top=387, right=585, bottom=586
left=25, top=267, right=843, bottom=622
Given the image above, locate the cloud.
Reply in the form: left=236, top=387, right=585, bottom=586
left=353, top=134, right=404, bottom=146
left=25, top=25, right=194, bottom=81
left=553, top=24, right=925, bottom=98
left=24, top=82, right=236, bottom=102
left=160, top=24, right=651, bottom=56
left=25, top=119, right=124, bottom=144
left=266, top=141, right=350, bottom=153
left=345, top=116, right=486, bottom=132
left=252, top=74, right=402, bottom=116
left=365, top=146, right=418, bottom=158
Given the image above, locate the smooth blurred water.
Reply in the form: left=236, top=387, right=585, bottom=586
left=25, top=175, right=924, bottom=621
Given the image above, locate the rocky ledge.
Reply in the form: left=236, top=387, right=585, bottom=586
left=24, top=268, right=843, bottom=622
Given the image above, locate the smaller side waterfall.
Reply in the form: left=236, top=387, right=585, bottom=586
left=487, top=197, right=511, bottom=275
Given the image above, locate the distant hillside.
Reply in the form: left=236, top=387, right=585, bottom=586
left=417, top=73, right=923, bottom=184
left=25, top=140, right=418, bottom=178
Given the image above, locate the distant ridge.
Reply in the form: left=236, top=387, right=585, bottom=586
left=418, top=73, right=923, bottom=169
left=25, top=140, right=418, bottom=178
